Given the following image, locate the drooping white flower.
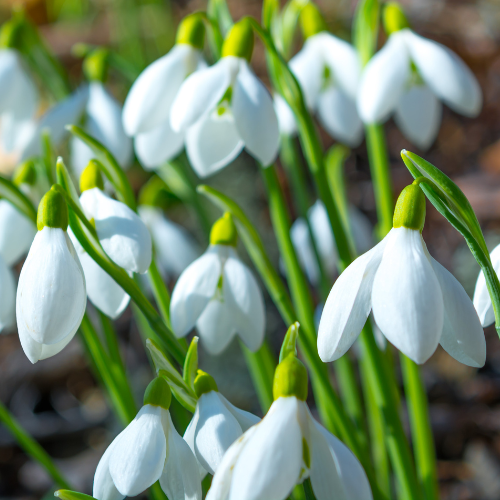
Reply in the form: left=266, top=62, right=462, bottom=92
left=139, top=205, right=199, bottom=280
left=318, top=183, right=485, bottom=366
left=93, top=377, right=202, bottom=500
left=0, top=253, right=16, bottom=332
left=357, top=8, right=481, bottom=149
left=170, top=213, right=265, bottom=355
left=473, top=243, right=500, bottom=328
left=291, top=200, right=373, bottom=285
left=79, top=162, right=152, bottom=274
left=123, top=15, right=207, bottom=170
left=207, top=352, right=372, bottom=500
left=170, top=19, right=279, bottom=177
left=184, top=370, right=260, bottom=477
left=16, top=187, right=86, bottom=363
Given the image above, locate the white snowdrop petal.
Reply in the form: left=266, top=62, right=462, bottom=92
left=0, top=49, right=23, bottom=112
left=1, top=115, right=37, bottom=155
left=316, top=87, right=363, bottom=147
left=134, top=119, right=185, bottom=169
left=405, top=30, right=482, bottom=117
left=349, top=206, right=374, bottom=255
left=357, top=31, right=410, bottom=123
left=193, top=392, right=243, bottom=475
left=80, top=188, right=152, bottom=274
left=309, top=201, right=338, bottom=278
left=0, top=254, right=16, bottom=332
left=70, top=133, right=95, bottom=177
left=229, top=397, right=303, bottom=500
left=16, top=227, right=86, bottom=346
left=185, top=108, right=244, bottom=178
left=274, top=94, right=297, bottom=136
left=318, top=240, right=387, bottom=362
left=394, top=84, right=442, bottom=150
left=93, top=432, right=126, bottom=500
left=170, top=247, right=221, bottom=337
left=123, top=45, right=201, bottom=135
left=289, top=42, right=323, bottom=109
left=232, top=61, right=280, bottom=166
left=109, top=405, right=167, bottom=497
left=291, top=217, right=321, bottom=285
left=170, top=57, right=237, bottom=132
left=474, top=244, right=500, bottom=327
left=0, top=200, right=36, bottom=265
left=160, top=413, right=202, bottom=500
left=183, top=404, right=208, bottom=480
left=196, top=298, right=236, bottom=355
left=218, top=393, right=260, bottom=431
left=372, top=228, right=443, bottom=364
left=431, top=258, right=486, bottom=367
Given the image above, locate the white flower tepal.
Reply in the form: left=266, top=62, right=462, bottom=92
left=16, top=187, right=86, bottom=363
left=474, top=243, right=500, bottom=328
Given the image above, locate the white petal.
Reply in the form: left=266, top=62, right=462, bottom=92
left=405, top=30, right=482, bottom=117
left=431, top=258, right=486, bottom=367
left=309, top=415, right=372, bottom=500
left=70, top=133, right=95, bottom=177
left=394, top=83, right=442, bottom=150
left=123, top=45, right=201, bottom=135
left=218, top=393, right=260, bottom=431
left=223, top=252, right=265, bottom=352
left=0, top=200, right=36, bottom=265
left=160, top=412, right=202, bottom=500
left=349, top=206, right=374, bottom=255
left=134, top=119, right=185, bottom=170
left=109, top=405, right=167, bottom=496
left=309, top=200, right=337, bottom=278
left=170, top=57, right=237, bottom=132
left=473, top=244, right=500, bottom=327
left=318, top=240, right=387, bottom=362
left=229, top=397, right=303, bottom=500
left=80, top=188, right=152, bottom=273
left=16, top=227, right=86, bottom=346
left=183, top=404, right=208, bottom=480
left=185, top=109, right=244, bottom=178
left=316, top=86, right=363, bottom=147
left=1, top=115, right=37, bottom=154
left=357, top=31, right=410, bottom=123
left=274, top=95, right=297, bottom=136
left=170, top=247, right=221, bottom=337
left=372, top=228, right=443, bottom=364
left=232, top=61, right=280, bottom=166
left=193, top=391, right=243, bottom=474
left=0, top=254, right=15, bottom=331
left=93, top=432, right=126, bottom=500
left=0, top=50, right=23, bottom=112
left=291, top=217, right=321, bottom=285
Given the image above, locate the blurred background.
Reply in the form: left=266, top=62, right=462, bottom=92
left=1, top=0, right=500, bottom=499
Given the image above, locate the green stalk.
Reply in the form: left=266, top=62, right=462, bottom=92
left=148, top=257, right=172, bottom=328
left=0, top=401, right=71, bottom=489
left=365, top=124, right=393, bottom=238
left=401, top=355, right=439, bottom=500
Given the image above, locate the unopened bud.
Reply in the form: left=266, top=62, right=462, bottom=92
left=79, top=160, right=104, bottom=193
left=194, top=369, right=218, bottom=397
left=37, top=187, right=68, bottom=231
left=176, top=14, right=206, bottom=50
left=143, top=377, right=172, bottom=410
left=273, top=354, right=308, bottom=401
left=383, top=2, right=410, bottom=36
left=393, top=182, right=426, bottom=231
left=210, top=212, right=238, bottom=247
left=222, top=19, right=254, bottom=62
left=13, top=160, right=37, bottom=187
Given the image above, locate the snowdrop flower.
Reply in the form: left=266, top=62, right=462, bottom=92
left=184, top=370, right=260, bottom=477
left=170, top=212, right=265, bottom=354
left=16, top=187, right=86, bottom=363
left=207, top=337, right=372, bottom=500
left=79, top=161, right=152, bottom=274
left=0, top=253, right=15, bottom=332
left=357, top=3, right=481, bottom=149
left=275, top=4, right=363, bottom=146
left=93, top=377, right=202, bottom=500
left=123, top=14, right=207, bottom=169
left=473, top=244, right=500, bottom=327
left=71, top=49, right=133, bottom=176
left=170, top=19, right=279, bottom=177
left=0, top=161, right=37, bottom=266
left=291, top=200, right=373, bottom=285
left=318, top=181, right=486, bottom=366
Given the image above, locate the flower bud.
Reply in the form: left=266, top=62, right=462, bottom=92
left=80, top=160, right=104, bottom=193
left=0, top=16, right=22, bottom=49
left=222, top=19, right=254, bottom=62
left=299, top=3, right=327, bottom=39
left=393, top=182, right=426, bottom=232
left=83, top=47, right=109, bottom=83
left=176, top=13, right=206, bottom=50
left=383, top=2, right=410, bottom=36
left=37, top=187, right=68, bottom=231
left=273, top=354, right=308, bottom=401
left=13, top=160, right=37, bottom=187
left=210, top=212, right=238, bottom=247
left=193, top=369, right=218, bottom=397
left=143, top=377, right=172, bottom=410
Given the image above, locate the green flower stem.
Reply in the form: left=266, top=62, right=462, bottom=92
left=365, top=123, right=394, bottom=238
left=148, top=257, right=173, bottom=329
left=401, top=355, right=439, bottom=500
left=0, top=401, right=71, bottom=489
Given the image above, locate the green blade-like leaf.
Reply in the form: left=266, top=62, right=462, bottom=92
left=54, top=491, right=95, bottom=500
left=279, top=321, right=300, bottom=362
left=0, top=176, right=37, bottom=224
left=183, top=337, right=199, bottom=391
left=66, top=125, right=136, bottom=210
left=353, top=0, right=380, bottom=67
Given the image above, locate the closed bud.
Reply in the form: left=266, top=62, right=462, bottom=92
left=222, top=19, right=254, bottom=62
left=176, top=13, right=206, bottom=50
left=383, top=2, right=410, bottom=36
left=210, top=212, right=238, bottom=247
left=143, top=377, right=172, bottom=410
left=193, top=369, right=218, bottom=397
left=79, top=160, right=104, bottom=193
left=273, top=354, right=308, bottom=401
left=37, top=187, right=68, bottom=231
left=393, top=182, right=426, bottom=232
left=299, top=3, right=327, bottom=39
left=83, top=47, right=109, bottom=83
left=13, top=160, right=37, bottom=187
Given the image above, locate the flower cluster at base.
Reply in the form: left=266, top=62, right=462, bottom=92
left=207, top=327, right=372, bottom=500
left=170, top=212, right=265, bottom=355
left=93, top=377, right=202, bottom=500
left=318, top=181, right=486, bottom=366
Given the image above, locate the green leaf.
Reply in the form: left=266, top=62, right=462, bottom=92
left=207, top=0, right=234, bottom=37
left=353, top=0, right=380, bottom=67
left=183, top=337, right=199, bottom=391
left=146, top=339, right=197, bottom=413
left=54, top=490, right=95, bottom=500
left=66, top=125, right=136, bottom=210
left=277, top=0, right=304, bottom=59
left=0, top=176, right=37, bottom=224
left=279, top=321, right=300, bottom=362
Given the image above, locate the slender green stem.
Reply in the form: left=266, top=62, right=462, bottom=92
left=365, top=124, right=393, bottom=238
left=401, top=355, right=439, bottom=500
left=0, top=401, right=71, bottom=489
left=148, top=257, right=172, bottom=328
